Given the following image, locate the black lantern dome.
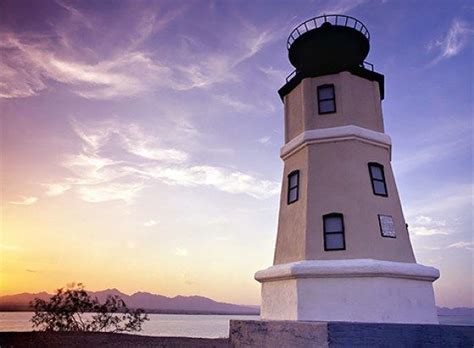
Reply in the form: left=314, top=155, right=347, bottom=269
left=279, top=15, right=384, bottom=100
left=288, top=15, right=370, bottom=75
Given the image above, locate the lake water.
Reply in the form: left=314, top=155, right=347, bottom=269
left=0, top=312, right=258, bottom=338
left=0, top=312, right=472, bottom=338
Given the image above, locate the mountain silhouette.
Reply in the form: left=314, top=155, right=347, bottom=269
left=0, top=289, right=259, bottom=314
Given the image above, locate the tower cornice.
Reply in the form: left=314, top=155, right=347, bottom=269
left=280, top=125, right=392, bottom=160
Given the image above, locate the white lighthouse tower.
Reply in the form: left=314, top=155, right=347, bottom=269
left=255, top=15, right=440, bottom=324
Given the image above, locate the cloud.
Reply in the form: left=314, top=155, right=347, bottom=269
left=9, top=196, right=38, bottom=205
left=0, top=0, right=182, bottom=100
left=0, top=2, right=281, bottom=99
left=257, top=136, right=271, bottom=145
left=76, top=182, right=145, bottom=203
left=428, top=18, right=472, bottom=66
left=393, top=120, right=472, bottom=175
left=316, top=0, right=370, bottom=16
left=46, top=118, right=279, bottom=203
left=213, top=94, right=254, bottom=113
left=260, top=66, right=287, bottom=83
left=144, top=220, right=158, bottom=227
left=0, top=34, right=173, bottom=99
left=145, top=165, right=279, bottom=199
left=175, top=247, right=188, bottom=257
left=169, top=27, right=280, bottom=91
left=447, top=241, right=473, bottom=251
left=43, top=183, right=72, bottom=196
left=405, top=183, right=473, bottom=218
left=409, top=215, right=449, bottom=236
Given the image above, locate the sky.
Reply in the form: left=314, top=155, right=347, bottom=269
left=0, top=0, right=472, bottom=308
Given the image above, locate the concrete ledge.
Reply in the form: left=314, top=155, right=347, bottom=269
left=255, top=259, right=440, bottom=282
left=280, top=125, right=392, bottom=159
left=229, top=320, right=474, bottom=348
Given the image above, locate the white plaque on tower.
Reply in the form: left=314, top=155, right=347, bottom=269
left=379, top=214, right=395, bottom=238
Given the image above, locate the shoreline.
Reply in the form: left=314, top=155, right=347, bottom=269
left=0, top=332, right=230, bottom=348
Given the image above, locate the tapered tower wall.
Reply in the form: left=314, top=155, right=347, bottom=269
left=274, top=71, right=415, bottom=265
left=284, top=72, right=385, bottom=142
left=257, top=15, right=439, bottom=324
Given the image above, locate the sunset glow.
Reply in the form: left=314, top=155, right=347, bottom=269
left=0, top=0, right=472, bottom=307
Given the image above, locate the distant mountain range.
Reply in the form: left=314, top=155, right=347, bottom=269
left=0, top=289, right=259, bottom=315
left=1, top=290, right=472, bottom=317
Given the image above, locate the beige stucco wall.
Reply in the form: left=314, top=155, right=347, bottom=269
left=274, top=71, right=416, bottom=265
left=306, top=140, right=415, bottom=262
left=273, top=147, right=309, bottom=264
left=274, top=140, right=415, bottom=264
left=284, top=83, right=304, bottom=143
left=283, top=72, right=384, bottom=144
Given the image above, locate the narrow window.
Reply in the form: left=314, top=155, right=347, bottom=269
left=368, top=162, right=388, bottom=197
left=317, top=84, right=336, bottom=114
left=323, top=213, right=345, bottom=251
left=287, top=170, right=299, bottom=204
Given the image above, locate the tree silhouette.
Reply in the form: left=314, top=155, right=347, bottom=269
left=31, top=283, right=148, bottom=332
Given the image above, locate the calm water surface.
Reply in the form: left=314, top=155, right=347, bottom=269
left=0, top=312, right=258, bottom=338
left=1, top=312, right=472, bottom=338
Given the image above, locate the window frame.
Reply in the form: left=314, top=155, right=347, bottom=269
left=323, top=213, right=346, bottom=251
left=317, top=84, right=336, bottom=115
left=368, top=162, right=388, bottom=197
left=287, top=170, right=300, bottom=205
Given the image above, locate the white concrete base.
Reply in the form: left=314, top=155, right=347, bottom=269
left=255, top=259, right=440, bottom=324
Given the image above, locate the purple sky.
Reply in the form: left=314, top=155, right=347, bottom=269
left=1, top=0, right=472, bottom=307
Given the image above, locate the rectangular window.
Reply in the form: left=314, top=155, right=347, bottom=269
left=368, top=163, right=388, bottom=197
left=287, top=170, right=299, bottom=204
left=317, top=84, right=336, bottom=114
left=323, top=213, right=345, bottom=251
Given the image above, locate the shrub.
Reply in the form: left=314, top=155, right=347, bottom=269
left=31, top=283, right=148, bottom=332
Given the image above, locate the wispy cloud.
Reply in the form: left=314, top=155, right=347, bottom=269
left=257, top=136, right=271, bottom=145
left=427, top=18, right=472, bottom=66
left=405, top=183, right=472, bottom=218
left=213, top=94, right=254, bottom=113
left=45, top=118, right=279, bottom=203
left=175, top=247, right=188, bottom=257
left=447, top=241, right=473, bottom=251
left=0, top=34, right=173, bottom=99
left=260, top=66, right=287, bottom=83
left=316, top=0, right=370, bottom=16
left=43, top=183, right=72, bottom=197
left=409, top=215, right=449, bottom=236
left=169, top=25, right=281, bottom=91
left=9, top=196, right=38, bottom=205
left=145, top=165, right=279, bottom=199
left=0, top=1, right=183, bottom=100
left=393, top=120, right=472, bottom=175
left=76, top=182, right=145, bottom=203
left=144, top=220, right=158, bottom=227
left=0, top=1, right=282, bottom=100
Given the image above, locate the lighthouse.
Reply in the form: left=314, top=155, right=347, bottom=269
left=255, top=15, right=440, bottom=324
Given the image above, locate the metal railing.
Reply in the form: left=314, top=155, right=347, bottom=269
left=285, top=61, right=375, bottom=82
left=287, top=14, right=370, bottom=50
